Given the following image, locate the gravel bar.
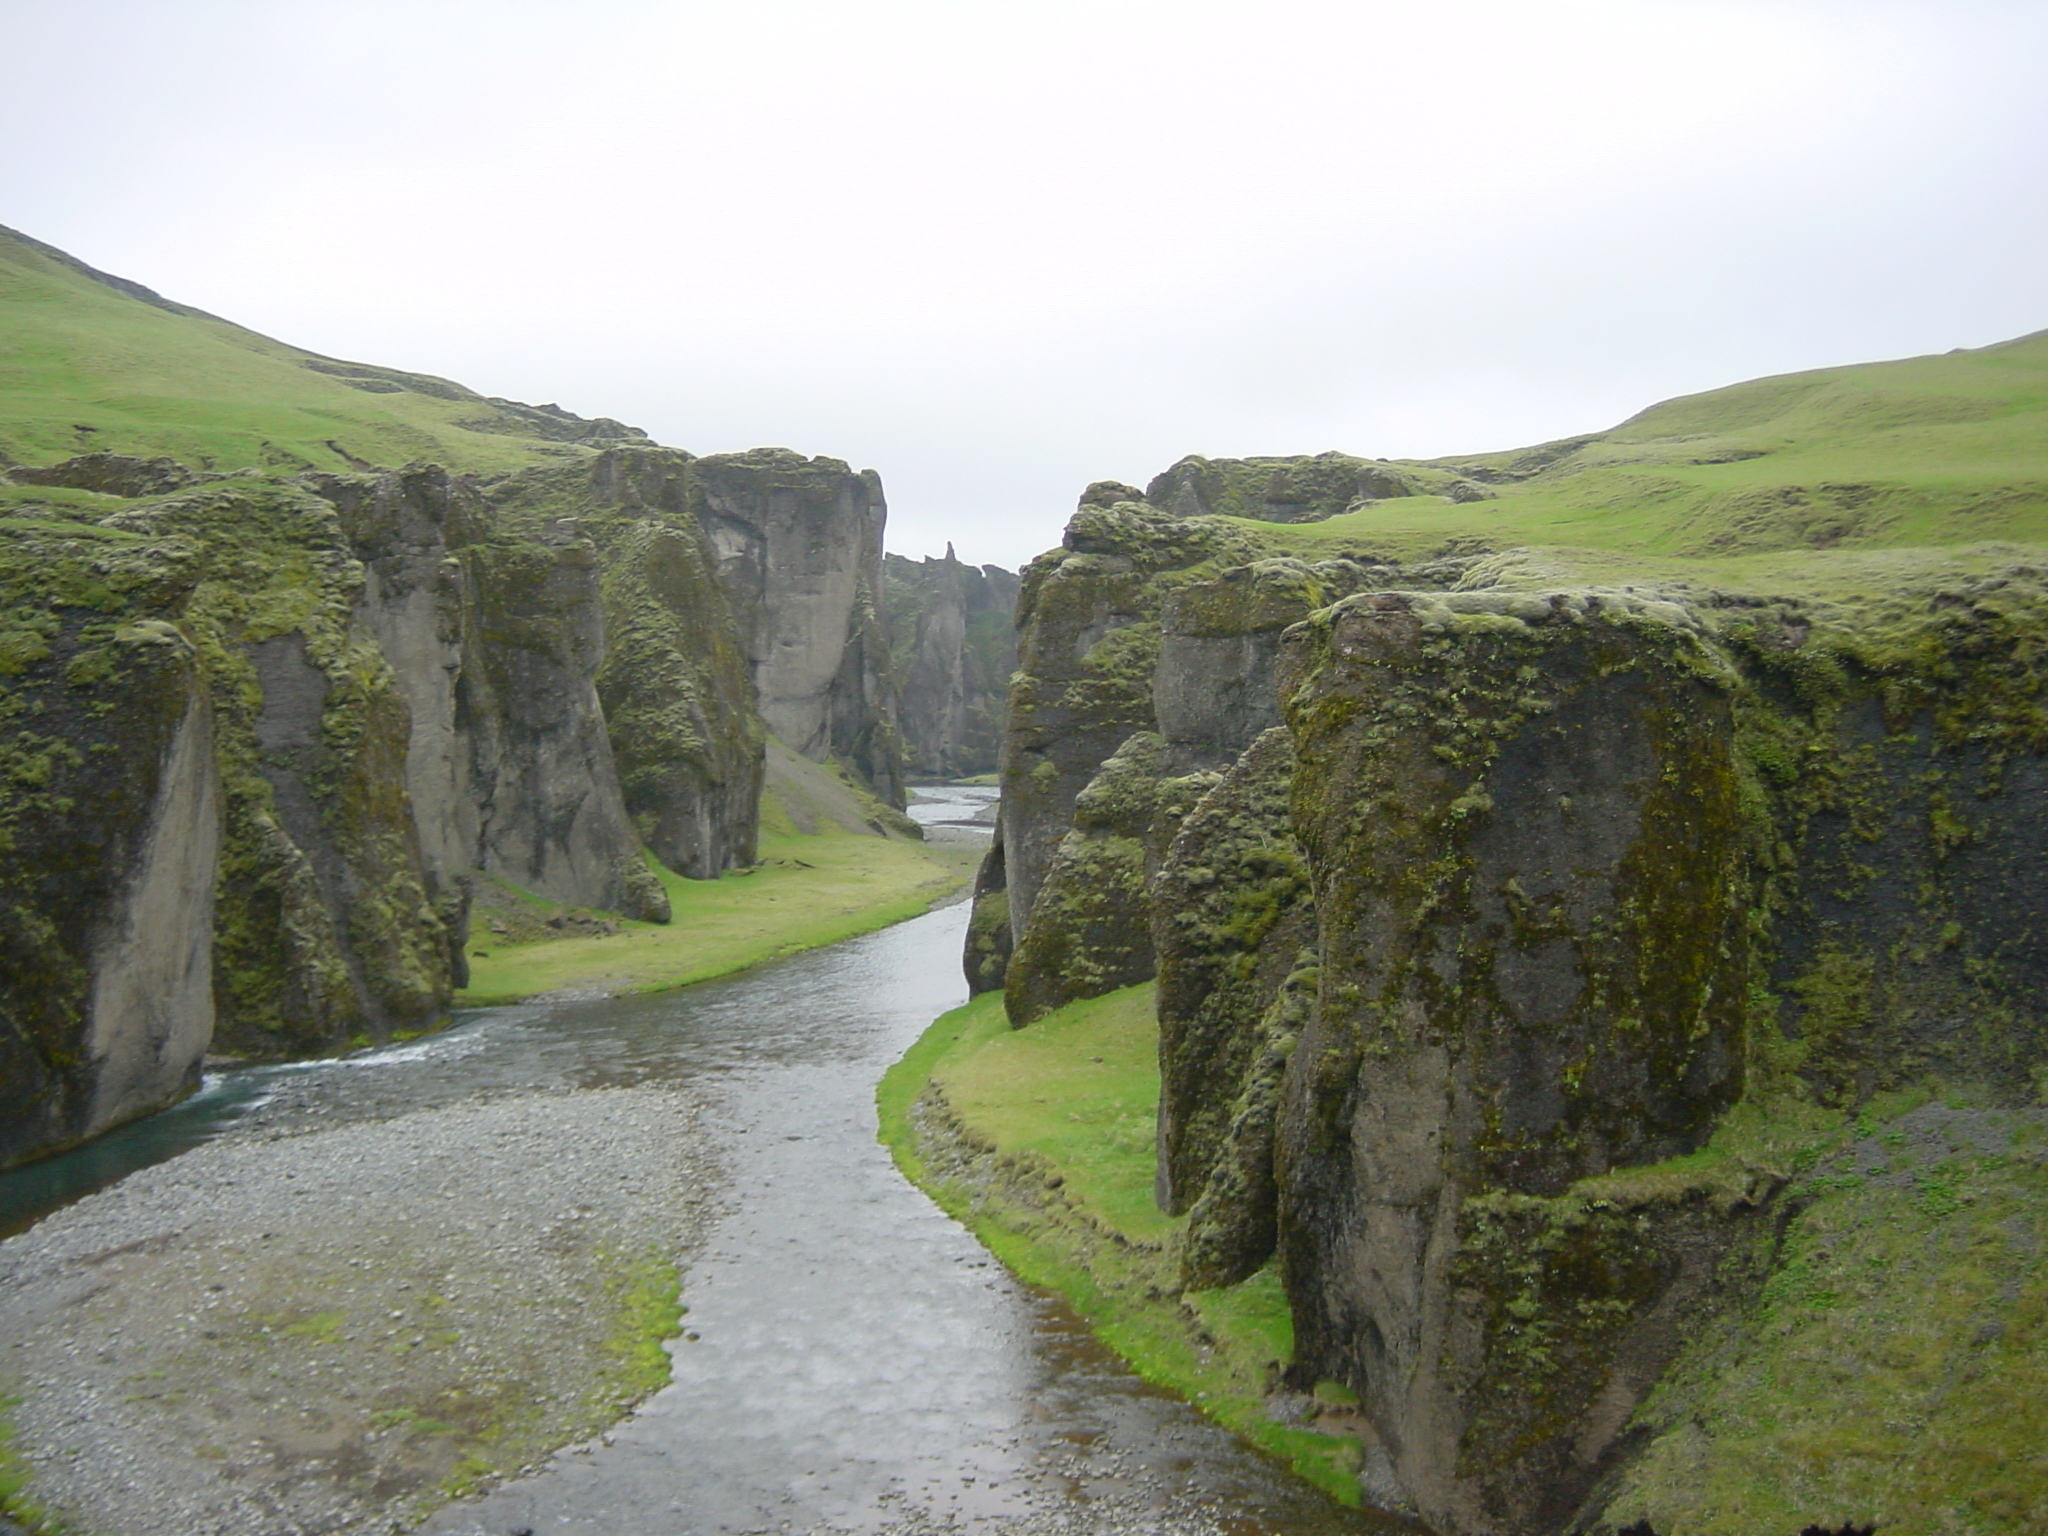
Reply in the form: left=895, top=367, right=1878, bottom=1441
left=0, top=1085, right=717, bottom=1536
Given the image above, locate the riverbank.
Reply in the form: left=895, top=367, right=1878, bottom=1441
left=877, top=984, right=1371, bottom=1510
left=0, top=1084, right=716, bottom=1536
left=459, top=828, right=979, bottom=1007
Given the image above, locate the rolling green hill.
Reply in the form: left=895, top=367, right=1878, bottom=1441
left=0, top=223, right=647, bottom=477
left=1196, top=328, right=2048, bottom=581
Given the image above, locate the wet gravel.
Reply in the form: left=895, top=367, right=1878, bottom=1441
left=0, top=1085, right=716, bottom=1536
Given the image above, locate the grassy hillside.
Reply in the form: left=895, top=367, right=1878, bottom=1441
left=0, top=224, right=630, bottom=476
left=1240, top=329, right=2048, bottom=569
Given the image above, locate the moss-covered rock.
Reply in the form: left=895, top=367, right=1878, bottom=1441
left=1273, top=589, right=1749, bottom=1534
left=479, top=448, right=762, bottom=879
left=963, top=831, right=1012, bottom=996
left=1005, top=733, right=1219, bottom=1027
left=1000, top=498, right=1265, bottom=948
left=1151, top=728, right=1315, bottom=1277
left=0, top=518, right=220, bottom=1167
left=98, top=479, right=461, bottom=1054
left=1146, top=450, right=1487, bottom=523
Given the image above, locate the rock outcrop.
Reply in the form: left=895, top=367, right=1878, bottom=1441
left=480, top=449, right=763, bottom=880
left=1275, top=591, right=1749, bottom=1534
left=692, top=448, right=904, bottom=804
left=988, top=455, right=2048, bottom=1532
left=0, top=557, right=222, bottom=1167
left=885, top=548, right=1019, bottom=779
left=1146, top=450, right=1491, bottom=523
left=995, top=493, right=1263, bottom=957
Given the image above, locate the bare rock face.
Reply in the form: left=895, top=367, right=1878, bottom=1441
left=885, top=549, right=1019, bottom=779
left=692, top=448, right=903, bottom=803
left=1274, top=591, right=1749, bottom=1534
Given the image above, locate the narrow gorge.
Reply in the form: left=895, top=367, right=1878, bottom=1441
left=5, top=216, right=2048, bottom=1536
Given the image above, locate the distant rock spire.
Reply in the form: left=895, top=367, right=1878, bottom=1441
left=945, top=541, right=957, bottom=562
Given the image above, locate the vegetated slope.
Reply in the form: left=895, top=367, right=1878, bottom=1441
left=0, top=223, right=645, bottom=476
left=0, top=229, right=938, bottom=1177
left=1159, top=328, right=2048, bottom=565
left=952, top=326, right=2048, bottom=1536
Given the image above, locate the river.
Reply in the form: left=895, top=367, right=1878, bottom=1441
left=1, top=790, right=1390, bottom=1536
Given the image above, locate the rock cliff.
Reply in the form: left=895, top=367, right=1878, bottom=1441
left=691, top=448, right=904, bottom=804
left=986, top=443, right=2048, bottom=1532
left=0, top=440, right=901, bottom=1164
left=885, top=548, right=1019, bottom=779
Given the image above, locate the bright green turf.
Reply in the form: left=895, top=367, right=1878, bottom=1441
left=1245, top=329, right=2048, bottom=569
left=456, top=831, right=975, bottom=1006
left=0, top=225, right=570, bottom=476
left=879, top=984, right=1373, bottom=1509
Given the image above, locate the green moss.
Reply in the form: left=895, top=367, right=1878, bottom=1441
left=0, top=1394, right=69, bottom=1534
left=1607, top=1100, right=2048, bottom=1534
left=595, top=1256, right=684, bottom=1410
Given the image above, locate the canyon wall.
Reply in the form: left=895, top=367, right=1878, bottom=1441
left=987, top=469, right=2048, bottom=1534
left=691, top=448, right=904, bottom=805
left=884, top=548, right=1019, bottom=779
left=1, top=437, right=909, bottom=1166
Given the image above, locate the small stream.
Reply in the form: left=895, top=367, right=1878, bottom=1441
left=2, top=789, right=1395, bottom=1535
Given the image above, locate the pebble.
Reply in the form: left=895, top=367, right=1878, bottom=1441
left=0, top=1086, right=717, bottom=1536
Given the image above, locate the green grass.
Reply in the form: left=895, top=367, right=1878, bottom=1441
left=0, top=225, right=575, bottom=476
left=1604, top=1103, right=2048, bottom=1535
left=1233, top=329, right=2048, bottom=575
left=597, top=1256, right=686, bottom=1407
left=0, top=1395, right=67, bottom=1534
left=879, top=984, right=1370, bottom=1509
left=458, top=830, right=975, bottom=1006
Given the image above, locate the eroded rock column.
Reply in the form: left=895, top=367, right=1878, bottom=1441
left=1275, top=591, right=1747, bottom=1534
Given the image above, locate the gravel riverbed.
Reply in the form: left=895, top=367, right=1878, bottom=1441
left=0, top=1084, right=717, bottom=1536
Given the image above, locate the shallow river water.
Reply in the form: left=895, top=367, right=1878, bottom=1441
left=4, top=790, right=1398, bottom=1536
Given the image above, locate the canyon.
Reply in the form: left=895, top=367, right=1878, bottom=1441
left=6, top=213, right=2048, bottom=1536
left=0, top=225, right=1015, bottom=1171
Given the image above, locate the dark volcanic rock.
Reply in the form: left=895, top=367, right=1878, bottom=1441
left=886, top=548, right=1019, bottom=779
left=1274, top=590, right=1749, bottom=1534
left=1151, top=728, right=1314, bottom=1287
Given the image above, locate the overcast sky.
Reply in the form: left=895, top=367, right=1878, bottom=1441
left=2, top=0, right=2043, bottom=567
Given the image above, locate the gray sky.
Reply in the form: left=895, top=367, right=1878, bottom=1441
left=3, top=0, right=2043, bottom=568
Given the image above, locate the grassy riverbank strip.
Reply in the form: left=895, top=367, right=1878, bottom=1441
left=459, top=829, right=979, bottom=1007
left=877, top=983, right=1366, bottom=1507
